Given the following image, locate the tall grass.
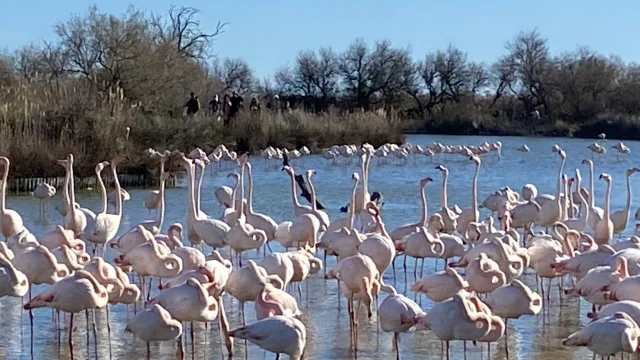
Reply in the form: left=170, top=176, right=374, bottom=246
left=0, top=81, right=403, bottom=178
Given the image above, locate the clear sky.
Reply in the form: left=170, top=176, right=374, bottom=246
left=2, top=1, right=637, bottom=79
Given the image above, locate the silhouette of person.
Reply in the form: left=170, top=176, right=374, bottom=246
left=229, top=91, right=244, bottom=118
left=184, top=92, right=200, bottom=116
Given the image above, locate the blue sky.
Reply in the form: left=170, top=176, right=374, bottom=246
left=2, top=1, right=637, bottom=79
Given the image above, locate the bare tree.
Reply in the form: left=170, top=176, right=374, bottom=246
left=149, top=6, right=227, bottom=60
left=503, top=29, right=552, bottom=116
left=15, top=44, right=44, bottom=81
left=214, top=58, right=255, bottom=94
left=433, top=45, right=469, bottom=103
left=274, top=51, right=316, bottom=96
left=339, top=38, right=410, bottom=110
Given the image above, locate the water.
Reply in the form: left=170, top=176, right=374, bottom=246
left=2, top=134, right=638, bottom=360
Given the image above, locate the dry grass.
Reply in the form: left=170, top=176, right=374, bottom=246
left=0, top=81, right=403, bottom=178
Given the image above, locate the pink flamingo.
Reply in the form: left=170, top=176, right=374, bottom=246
left=411, top=267, right=469, bottom=302
left=417, top=292, right=492, bottom=360
left=0, top=253, right=28, bottom=297
left=229, top=315, right=306, bottom=360
left=378, top=285, right=426, bottom=359
left=0, top=157, right=24, bottom=238
left=24, top=270, right=109, bottom=346
left=254, top=283, right=301, bottom=320
left=125, top=304, right=182, bottom=360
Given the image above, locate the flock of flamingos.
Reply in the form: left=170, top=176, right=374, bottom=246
left=0, top=138, right=639, bottom=360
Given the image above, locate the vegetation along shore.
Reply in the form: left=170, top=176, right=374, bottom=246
left=1, top=5, right=639, bottom=180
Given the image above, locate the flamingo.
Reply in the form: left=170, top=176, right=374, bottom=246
left=226, top=157, right=268, bottom=265
left=12, top=245, right=69, bottom=289
left=84, top=156, right=128, bottom=254
left=456, top=156, right=481, bottom=236
left=378, top=285, right=426, bottom=359
left=125, top=304, right=183, bottom=360
left=38, top=225, right=86, bottom=256
left=465, top=253, right=507, bottom=295
left=305, top=169, right=330, bottom=231
left=115, top=235, right=183, bottom=300
left=137, top=155, right=170, bottom=235
left=582, top=159, right=605, bottom=232
left=536, top=150, right=566, bottom=229
left=51, top=244, right=90, bottom=272
left=244, top=162, right=278, bottom=250
left=229, top=315, right=306, bottom=360
left=595, top=173, right=614, bottom=245
left=259, top=252, right=295, bottom=290
left=411, top=267, right=469, bottom=302
left=435, top=165, right=460, bottom=234
left=417, top=292, right=492, bottom=360
left=33, top=182, right=55, bottom=220
left=24, top=270, right=109, bottom=346
left=483, top=279, right=542, bottom=348
left=389, top=176, right=432, bottom=241
left=179, top=156, right=230, bottom=249
left=150, top=277, right=231, bottom=356
left=562, top=312, right=640, bottom=357
left=325, top=253, right=391, bottom=351
left=610, top=168, right=639, bottom=236
left=0, top=157, right=24, bottom=238
left=0, top=253, right=29, bottom=297
left=589, top=300, right=640, bottom=326
left=254, top=283, right=301, bottom=320
left=57, top=154, right=86, bottom=235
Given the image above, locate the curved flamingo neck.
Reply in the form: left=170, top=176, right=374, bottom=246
left=61, top=164, right=71, bottom=213
left=111, top=162, right=123, bottom=217
left=229, top=175, right=240, bottom=212
left=196, top=165, right=205, bottom=214
left=363, top=153, right=371, bottom=197
left=419, top=181, right=428, bottom=227
left=156, top=160, right=166, bottom=228
left=471, top=162, right=480, bottom=221
left=441, top=171, right=449, bottom=209
left=69, top=160, right=78, bottom=217
left=588, top=163, right=595, bottom=207
left=576, top=176, right=589, bottom=221
left=287, top=170, right=300, bottom=213
left=348, top=178, right=359, bottom=229
left=555, top=156, right=566, bottom=199
left=567, top=179, right=574, bottom=219
left=307, top=174, right=318, bottom=211
left=238, top=163, right=245, bottom=220
left=96, top=168, right=107, bottom=214
left=624, top=172, right=632, bottom=214
left=0, top=161, right=8, bottom=212
left=246, top=165, right=255, bottom=214
left=603, top=178, right=611, bottom=220
left=185, top=163, right=198, bottom=219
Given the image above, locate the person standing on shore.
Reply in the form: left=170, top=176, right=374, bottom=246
left=230, top=91, right=244, bottom=119
left=222, top=94, right=232, bottom=127
left=250, top=96, right=261, bottom=113
left=184, top=92, right=200, bottom=116
left=208, top=94, right=219, bottom=117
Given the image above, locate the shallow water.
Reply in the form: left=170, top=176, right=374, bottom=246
left=2, top=134, right=638, bottom=360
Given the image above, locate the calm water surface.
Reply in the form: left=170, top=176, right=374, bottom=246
left=2, top=134, right=639, bottom=360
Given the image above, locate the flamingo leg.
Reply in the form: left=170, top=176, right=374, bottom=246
left=146, top=342, right=151, bottom=360
left=147, top=277, right=154, bottom=302
left=505, top=319, right=510, bottom=358
left=68, top=313, right=74, bottom=347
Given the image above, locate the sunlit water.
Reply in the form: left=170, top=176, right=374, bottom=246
left=2, top=134, right=638, bottom=360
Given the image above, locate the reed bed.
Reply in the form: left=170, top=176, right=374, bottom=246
left=0, top=81, right=403, bottom=179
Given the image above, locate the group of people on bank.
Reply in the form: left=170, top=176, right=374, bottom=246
left=184, top=91, right=291, bottom=126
